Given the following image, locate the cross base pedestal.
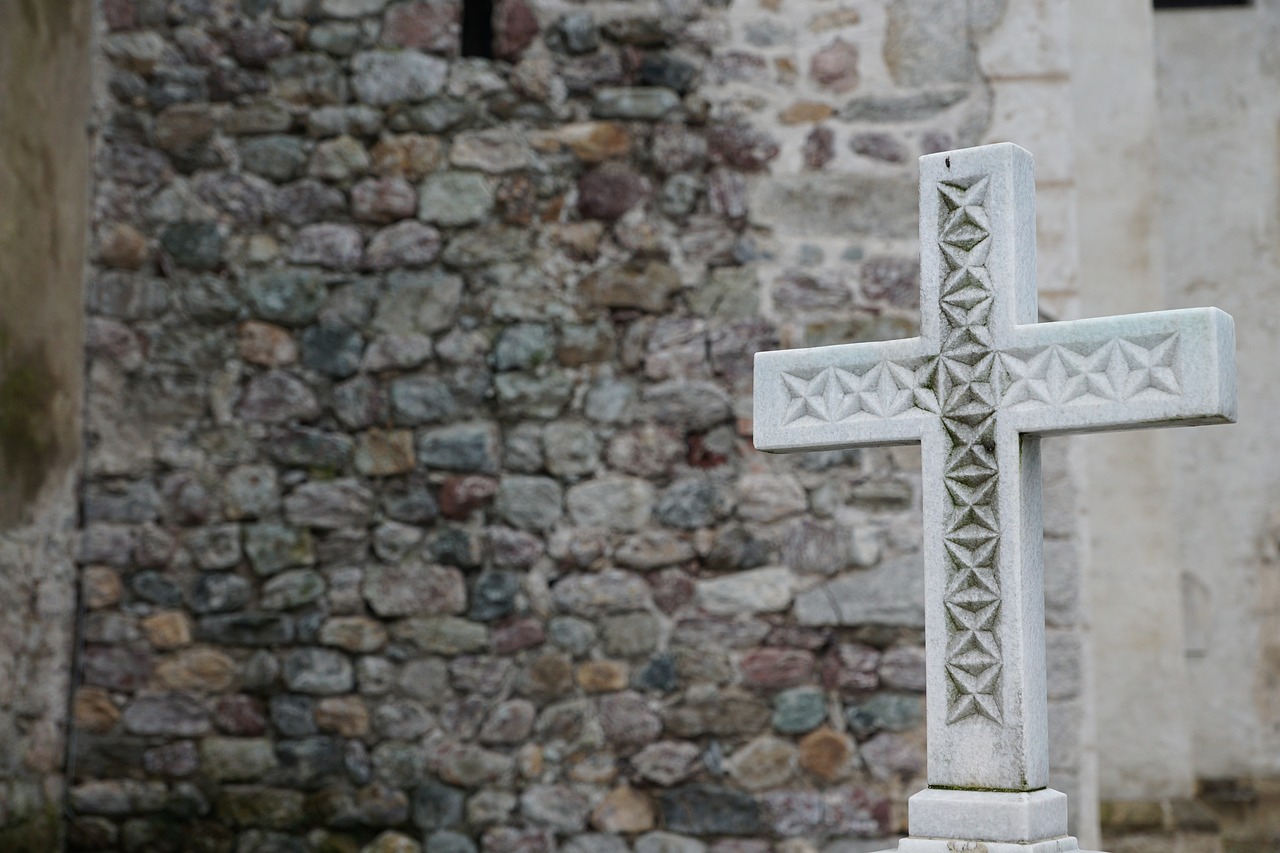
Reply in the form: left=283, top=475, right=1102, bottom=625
left=870, top=789, right=1107, bottom=853
left=876, top=837, right=1095, bottom=852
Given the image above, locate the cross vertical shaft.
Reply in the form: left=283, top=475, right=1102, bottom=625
left=916, top=144, right=1047, bottom=791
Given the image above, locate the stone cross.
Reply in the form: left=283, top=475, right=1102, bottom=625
left=753, top=143, right=1236, bottom=851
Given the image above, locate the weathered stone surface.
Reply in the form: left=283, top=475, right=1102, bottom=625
left=201, top=737, right=278, bottom=782
left=237, top=370, right=321, bottom=423
left=696, top=566, right=794, bottom=615
left=632, top=741, right=700, bottom=786
left=383, top=1, right=462, bottom=53
left=884, top=0, right=977, bottom=86
left=520, top=784, right=591, bottom=832
left=245, top=523, right=314, bottom=575
left=420, top=172, right=494, bottom=226
left=739, top=648, right=816, bottom=689
left=356, top=429, right=417, bottom=476
left=566, top=477, right=654, bottom=531
left=290, top=223, right=364, bottom=269
left=846, top=693, right=923, bottom=738
left=123, top=693, right=210, bottom=736
left=592, top=87, right=679, bottom=120
left=773, top=687, right=828, bottom=734
left=365, top=221, right=442, bottom=270
left=553, top=570, right=652, bottom=616
left=860, top=730, right=925, bottom=782
left=878, top=644, right=927, bottom=692
left=578, top=163, right=650, bottom=220
left=599, top=691, right=662, bottom=748
left=199, top=613, right=296, bottom=646
left=494, top=476, right=563, bottom=531
left=726, top=735, right=797, bottom=791
left=658, top=785, right=761, bottom=835
left=285, top=479, right=375, bottom=528
left=363, top=559, right=466, bottom=617
left=794, top=555, right=926, bottom=627
left=750, top=173, right=917, bottom=239
left=419, top=422, right=502, bottom=473
left=797, top=727, right=855, bottom=781
left=282, top=648, right=355, bottom=694
left=393, top=616, right=489, bottom=655
left=821, top=643, right=881, bottom=695
left=352, top=51, right=448, bottom=105
left=451, top=128, right=533, bottom=173
left=591, top=786, right=655, bottom=833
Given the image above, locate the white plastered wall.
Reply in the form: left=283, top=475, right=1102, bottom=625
left=1153, top=0, right=1280, bottom=781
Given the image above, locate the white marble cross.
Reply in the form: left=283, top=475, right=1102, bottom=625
left=753, top=143, right=1236, bottom=851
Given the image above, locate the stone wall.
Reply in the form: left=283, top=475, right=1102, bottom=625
left=0, top=0, right=94, bottom=849
left=71, top=0, right=1088, bottom=851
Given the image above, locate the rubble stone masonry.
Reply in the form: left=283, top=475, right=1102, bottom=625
left=68, top=0, right=1086, bottom=850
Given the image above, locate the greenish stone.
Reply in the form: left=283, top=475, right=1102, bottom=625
left=244, top=268, right=325, bottom=326
left=261, top=568, right=326, bottom=610
left=161, top=221, right=224, bottom=270
left=244, top=522, right=315, bottom=576
left=419, top=171, right=494, bottom=226
left=240, top=134, right=308, bottom=182
left=845, top=692, right=923, bottom=738
left=493, top=323, right=556, bottom=371
left=772, top=687, right=827, bottom=734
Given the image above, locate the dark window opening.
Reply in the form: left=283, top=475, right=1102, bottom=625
left=461, top=0, right=494, bottom=57
left=1154, top=0, right=1250, bottom=8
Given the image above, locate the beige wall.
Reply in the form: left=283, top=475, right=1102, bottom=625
left=1154, top=0, right=1280, bottom=781
left=0, top=0, right=92, bottom=845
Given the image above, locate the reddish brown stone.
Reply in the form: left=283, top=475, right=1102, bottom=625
left=860, top=256, right=919, bottom=307
left=102, top=0, right=136, bottom=31
left=577, top=163, right=650, bottom=220
left=352, top=178, right=418, bottom=223
left=821, top=643, right=881, bottom=696
left=381, top=0, right=462, bottom=55
left=238, top=321, right=298, bottom=367
left=213, top=695, right=267, bottom=736
left=708, top=122, right=780, bottom=172
left=492, top=618, right=546, bottom=655
left=494, top=0, right=539, bottom=61
left=650, top=568, right=695, bottom=614
left=439, top=475, right=499, bottom=520
left=739, top=648, right=815, bottom=689
left=850, top=132, right=909, bottom=164
left=803, top=126, right=835, bottom=170
left=810, top=39, right=859, bottom=92
left=229, top=26, right=294, bottom=68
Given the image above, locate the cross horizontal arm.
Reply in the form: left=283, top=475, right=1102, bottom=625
left=1000, top=306, right=1236, bottom=436
left=754, top=336, right=938, bottom=452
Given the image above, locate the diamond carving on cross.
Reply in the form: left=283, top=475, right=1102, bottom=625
left=754, top=143, right=1236, bottom=851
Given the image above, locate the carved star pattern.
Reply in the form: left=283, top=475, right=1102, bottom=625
left=937, top=175, right=1003, bottom=726
left=999, top=334, right=1181, bottom=409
